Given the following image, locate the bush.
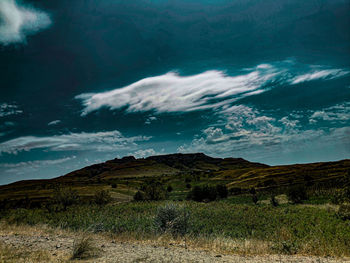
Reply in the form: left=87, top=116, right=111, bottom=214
left=138, top=181, right=167, bottom=201
left=287, top=185, right=307, bottom=204
left=93, top=190, right=112, bottom=205
left=338, top=204, right=350, bottom=221
left=252, top=194, right=258, bottom=205
left=154, top=203, right=190, bottom=237
left=229, top=187, right=242, bottom=195
left=331, top=191, right=346, bottom=204
left=167, top=185, right=173, bottom=192
left=331, top=187, right=350, bottom=204
left=72, top=235, right=99, bottom=259
left=249, top=187, right=256, bottom=195
left=144, top=182, right=167, bottom=201
left=187, top=185, right=217, bottom=202
left=270, top=195, right=279, bottom=207
left=216, top=184, right=228, bottom=199
left=186, top=183, right=191, bottom=189
left=133, top=191, right=145, bottom=201
left=52, top=187, right=79, bottom=211
left=111, top=183, right=117, bottom=189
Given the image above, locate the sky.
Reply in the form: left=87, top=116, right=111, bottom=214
left=0, top=0, right=349, bottom=185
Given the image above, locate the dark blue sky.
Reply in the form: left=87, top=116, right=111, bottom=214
left=0, top=0, right=349, bottom=185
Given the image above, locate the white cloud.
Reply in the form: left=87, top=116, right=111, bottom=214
left=145, top=116, right=157, bottom=125
left=76, top=62, right=349, bottom=116
left=291, top=69, right=349, bottom=84
left=0, top=0, right=51, bottom=45
left=76, top=65, right=288, bottom=115
left=132, top=148, right=156, bottom=158
left=0, top=156, right=75, bottom=169
left=178, top=101, right=350, bottom=163
left=178, top=104, right=332, bottom=157
left=309, top=102, right=350, bottom=123
left=48, top=120, right=61, bottom=126
left=0, top=103, right=22, bottom=117
left=0, top=130, right=151, bottom=155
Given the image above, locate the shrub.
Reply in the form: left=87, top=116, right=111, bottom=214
left=137, top=181, right=167, bottom=201
left=331, top=191, right=346, bottom=205
left=186, top=183, right=191, bottom=189
left=252, top=194, right=258, bottom=205
left=133, top=191, right=145, bottom=201
left=144, top=182, right=167, bottom=201
left=93, top=190, right=112, bottom=205
left=185, top=177, right=191, bottom=183
left=72, top=235, right=99, bottom=259
left=187, top=185, right=217, bottom=202
left=52, top=187, right=79, bottom=211
left=343, top=186, right=350, bottom=201
left=167, top=185, right=173, bottom=192
left=270, top=195, right=279, bottom=207
left=287, top=185, right=307, bottom=204
left=111, top=183, right=117, bottom=189
left=154, top=203, right=190, bottom=237
left=229, top=187, right=242, bottom=195
left=249, top=187, right=256, bottom=195
left=338, top=204, right=350, bottom=221
left=216, top=184, right=228, bottom=199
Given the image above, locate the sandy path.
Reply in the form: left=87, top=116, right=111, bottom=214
left=0, top=228, right=348, bottom=263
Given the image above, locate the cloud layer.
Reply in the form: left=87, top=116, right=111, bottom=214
left=0, top=0, right=51, bottom=45
left=178, top=103, right=350, bottom=162
left=76, top=62, right=348, bottom=115
left=0, top=130, right=151, bottom=155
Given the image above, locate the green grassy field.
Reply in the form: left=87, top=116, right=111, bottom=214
left=1, top=195, right=350, bottom=257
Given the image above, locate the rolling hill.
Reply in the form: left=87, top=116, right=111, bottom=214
left=0, top=153, right=349, bottom=208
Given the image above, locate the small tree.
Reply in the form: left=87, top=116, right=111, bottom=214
left=249, top=187, right=256, bottom=195
left=52, top=187, right=79, bottom=211
left=270, top=195, right=279, bottom=207
left=252, top=194, right=258, bottom=205
left=134, top=191, right=145, bottom=201
left=93, top=190, right=112, bottom=205
left=287, top=185, right=307, bottom=204
left=216, top=184, right=228, bottom=199
left=167, top=185, right=173, bottom=192
left=187, top=185, right=217, bottom=202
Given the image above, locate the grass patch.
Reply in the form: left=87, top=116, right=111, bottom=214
left=1, top=200, right=350, bottom=257
left=72, top=234, right=100, bottom=260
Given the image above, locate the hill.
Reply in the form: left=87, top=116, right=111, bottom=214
left=0, top=153, right=349, bottom=208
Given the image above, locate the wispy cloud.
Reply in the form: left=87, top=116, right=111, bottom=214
left=0, top=156, right=75, bottom=169
left=291, top=69, right=349, bottom=84
left=76, top=62, right=349, bottom=115
left=0, top=103, right=22, bottom=117
left=0, top=0, right=51, bottom=45
left=48, top=120, right=61, bottom=126
left=0, top=130, right=151, bottom=155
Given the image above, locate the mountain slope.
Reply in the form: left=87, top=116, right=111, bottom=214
left=0, top=153, right=349, bottom=208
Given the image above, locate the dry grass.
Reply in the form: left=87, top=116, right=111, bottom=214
left=0, top=241, right=65, bottom=263
left=1, top=222, right=349, bottom=262
left=71, top=234, right=100, bottom=260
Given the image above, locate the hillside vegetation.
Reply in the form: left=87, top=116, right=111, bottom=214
left=0, top=153, right=349, bottom=207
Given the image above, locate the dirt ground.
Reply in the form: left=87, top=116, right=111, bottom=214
left=0, top=224, right=349, bottom=263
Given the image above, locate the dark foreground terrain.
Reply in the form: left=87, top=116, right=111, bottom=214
left=1, top=153, right=350, bottom=261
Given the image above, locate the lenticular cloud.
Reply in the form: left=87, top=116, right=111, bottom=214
left=76, top=62, right=349, bottom=115
left=0, top=0, right=51, bottom=45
